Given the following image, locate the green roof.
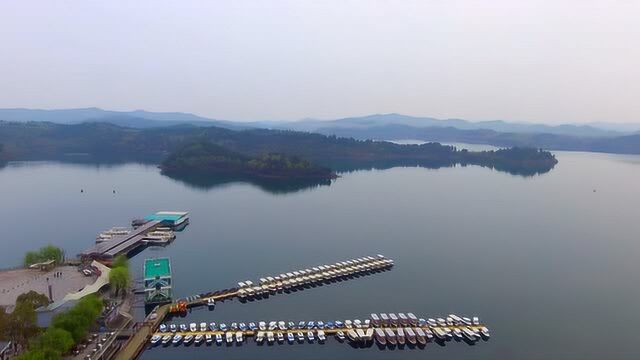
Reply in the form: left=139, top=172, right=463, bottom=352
left=144, top=258, right=171, bottom=279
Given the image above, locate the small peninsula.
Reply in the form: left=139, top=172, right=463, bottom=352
left=160, top=141, right=337, bottom=180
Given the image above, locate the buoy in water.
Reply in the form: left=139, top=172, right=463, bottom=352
left=80, top=189, right=84, bottom=193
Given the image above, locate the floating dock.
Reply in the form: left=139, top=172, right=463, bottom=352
left=80, top=211, right=188, bottom=261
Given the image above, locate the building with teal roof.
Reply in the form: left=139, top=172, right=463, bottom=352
left=144, top=257, right=173, bottom=304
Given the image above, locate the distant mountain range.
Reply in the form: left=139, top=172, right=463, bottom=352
left=1, top=108, right=640, bottom=154
left=273, top=113, right=636, bottom=138
left=0, top=107, right=250, bottom=130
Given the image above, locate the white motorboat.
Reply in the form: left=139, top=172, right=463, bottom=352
left=374, top=328, right=386, bottom=345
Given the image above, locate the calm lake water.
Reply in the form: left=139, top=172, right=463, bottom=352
left=1, top=150, right=640, bottom=359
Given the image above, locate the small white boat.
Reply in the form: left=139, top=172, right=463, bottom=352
left=184, top=335, right=194, bottom=345
left=278, top=321, right=287, bottom=330
left=385, top=328, right=397, bottom=345
left=344, top=320, right=353, bottom=328
left=236, top=331, right=244, bottom=343
left=169, top=324, right=177, bottom=333
left=215, top=333, right=223, bottom=345
left=480, top=326, right=491, bottom=339
left=287, top=332, right=295, bottom=343
left=317, top=330, right=326, bottom=342
left=277, top=332, right=285, bottom=343
left=405, top=327, right=416, bottom=345
left=259, top=321, right=267, bottom=331
left=396, top=328, right=405, bottom=345
left=194, top=334, right=204, bottom=345
left=407, top=313, right=418, bottom=326
left=205, top=334, right=212, bottom=344
left=336, top=331, right=346, bottom=342
left=448, top=314, right=462, bottom=324
left=472, top=316, right=480, bottom=325
left=297, top=332, right=305, bottom=343
left=307, top=331, right=315, bottom=342
left=380, top=313, right=390, bottom=326
left=389, top=313, right=399, bottom=326
left=159, top=324, right=167, bottom=333
left=414, top=327, right=427, bottom=345
left=267, top=332, right=275, bottom=344
left=172, top=335, right=183, bottom=345
left=374, top=328, right=386, bottom=345
left=225, top=332, right=234, bottom=344
left=189, top=323, right=197, bottom=332
left=207, top=298, right=215, bottom=309
left=347, top=329, right=358, bottom=342
left=462, top=327, right=477, bottom=341
left=424, top=328, right=434, bottom=340
left=199, top=322, right=207, bottom=332
left=398, top=313, right=409, bottom=326
left=256, top=331, right=265, bottom=343
left=161, top=335, right=172, bottom=345
left=364, top=328, right=374, bottom=342
left=150, top=335, right=161, bottom=345
left=433, top=327, right=447, bottom=340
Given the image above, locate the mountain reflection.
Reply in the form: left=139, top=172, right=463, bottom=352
left=320, top=158, right=554, bottom=177
left=0, top=156, right=554, bottom=195
left=162, top=171, right=334, bottom=194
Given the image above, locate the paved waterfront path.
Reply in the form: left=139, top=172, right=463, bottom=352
left=0, top=266, right=94, bottom=310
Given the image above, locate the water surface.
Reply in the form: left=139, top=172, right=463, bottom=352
left=1, top=151, right=639, bottom=359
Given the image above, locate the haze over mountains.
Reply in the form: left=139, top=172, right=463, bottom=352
left=2, top=107, right=640, bottom=154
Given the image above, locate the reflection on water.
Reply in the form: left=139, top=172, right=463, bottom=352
left=162, top=171, right=334, bottom=194
left=1, top=155, right=554, bottom=195
left=321, top=158, right=552, bottom=178
left=161, top=158, right=551, bottom=194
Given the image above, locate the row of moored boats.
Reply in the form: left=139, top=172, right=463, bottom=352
left=150, top=313, right=489, bottom=347
left=231, top=255, right=394, bottom=301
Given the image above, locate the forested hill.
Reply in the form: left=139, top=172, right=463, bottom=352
left=0, top=121, right=557, bottom=176
left=160, top=141, right=336, bottom=180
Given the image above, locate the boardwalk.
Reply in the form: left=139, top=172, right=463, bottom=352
left=81, top=220, right=161, bottom=260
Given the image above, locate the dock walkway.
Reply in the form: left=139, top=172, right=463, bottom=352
left=81, top=220, right=161, bottom=260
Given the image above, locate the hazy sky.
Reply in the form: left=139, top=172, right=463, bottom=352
left=1, top=1, right=639, bottom=123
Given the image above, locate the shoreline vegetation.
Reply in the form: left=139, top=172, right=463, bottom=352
left=24, top=245, right=64, bottom=267
left=14, top=294, right=103, bottom=360
left=0, top=121, right=558, bottom=180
